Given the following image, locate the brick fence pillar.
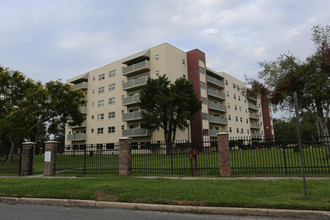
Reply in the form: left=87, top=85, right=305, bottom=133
left=217, top=132, right=231, bottom=177
left=44, top=141, right=57, bottom=176
left=119, top=137, right=132, bottom=176
left=20, top=142, right=36, bottom=176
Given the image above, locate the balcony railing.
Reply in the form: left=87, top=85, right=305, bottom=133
left=122, top=111, right=142, bottom=122
left=210, top=129, right=224, bottom=137
left=208, top=101, right=227, bottom=112
left=207, top=75, right=225, bottom=88
left=122, top=60, right=150, bottom=77
left=69, top=121, right=86, bottom=128
left=248, top=96, right=258, bottom=102
left=207, top=88, right=226, bottom=100
left=249, top=113, right=259, bottom=120
left=122, top=128, right=152, bottom=137
left=74, top=81, right=88, bottom=90
left=67, top=133, right=86, bottom=141
left=209, top=115, right=228, bottom=124
left=250, top=123, right=261, bottom=130
left=122, top=95, right=140, bottom=106
left=122, top=77, right=149, bottom=91
left=248, top=103, right=258, bottom=111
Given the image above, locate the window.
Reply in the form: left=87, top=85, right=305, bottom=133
left=97, top=114, right=104, bottom=120
left=97, top=128, right=104, bottom=134
left=156, top=70, right=160, bottom=76
left=98, top=73, right=105, bottom=81
left=245, top=108, right=247, bottom=113
left=109, top=70, right=116, bottom=77
left=92, top=89, right=95, bottom=94
left=91, top=115, right=94, bottom=119
left=93, top=77, right=95, bottom=81
left=228, top=115, right=231, bottom=120
left=108, top=126, right=115, bottom=133
left=225, top=80, right=228, bottom=85
left=229, top=127, right=232, bottom=133
left=108, top=97, right=115, bottom=104
left=109, top=83, right=115, bottom=91
left=241, top=128, right=244, bottom=133
left=226, top=91, right=229, bottom=97
left=236, top=116, right=238, bottom=122
left=239, top=106, right=242, bottom=112
left=237, top=128, right=239, bottom=133
left=237, top=85, right=240, bottom=91
left=202, top=113, right=208, bottom=120
left=247, top=129, right=250, bottom=134
left=235, top=105, right=237, bottom=110
left=246, top=118, right=249, bottom=123
left=92, top=102, right=95, bottom=107
left=98, top=100, right=104, bottom=107
left=201, top=97, right=207, bottom=104
left=121, top=125, right=124, bottom=130
left=233, top=83, right=236, bottom=89
left=106, top=143, right=115, bottom=149
left=234, top=94, right=236, bottom=99
left=108, top=112, right=115, bottom=118
left=238, top=96, right=241, bottom=101
left=199, top=66, right=205, bottom=74
left=200, top=82, right=206, bottom=89
left=240, top=117, right=242, bottom=122
left=182, top=59, right=185, bottom=65
left=91, top=129, right=94, bottom=133
left=98, top=86, right=104, bottom=94
left=203, top=129, right=209, bottom=136
left=155, top=54, right=159, bottom=60
left=227, top=103, right=230, bottom=109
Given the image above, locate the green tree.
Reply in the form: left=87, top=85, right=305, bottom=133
left=274, top=117, right=318, bottom=139
left=249, top=25, right=330, bottom=157
left=139, top=75, right=201, bottom=149
left=0, top=66, right=85, bottom=163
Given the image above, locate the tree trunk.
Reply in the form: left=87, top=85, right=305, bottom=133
left=6, top=141, right=16, bottom=164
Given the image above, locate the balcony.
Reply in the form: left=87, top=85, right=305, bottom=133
left=207, top=75, right=225, bottom=89
left=122, top=77, right=149, bottom=91
left=122, top=128, right=152, bottom=138
left=207, top=88, right=226, bottom=100
left=122, top=111, right=142, bottom=122
left=250, top=123, right=261, bottom=130
left=69, top=121, right=86, bottom=128
left=252, top=134, right=262, bottom=139
left=248, top=96, right=258, bottom=102
left=248, top=103, right=258, bottom=111
left=209, top=115, right=228, bottom=125
left=122, top=60, right=150, bottom=77
left=249, top=113, right=259, bottom=120
left=74, top=81, right=88, bottom=90
left=122, top=95, right=140, bottom=106
left=210, top=129, right=224, bottom=137
left=67, top=133, right=86, bottom=141
left=208, top=101, right=227, bottom=112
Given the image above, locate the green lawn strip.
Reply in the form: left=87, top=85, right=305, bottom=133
left=0, top=177, right=329, bottom=210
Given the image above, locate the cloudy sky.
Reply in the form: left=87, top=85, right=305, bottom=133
left=0, top=0, right=329, bottom=83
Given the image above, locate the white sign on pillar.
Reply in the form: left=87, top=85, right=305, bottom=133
left=44, top=151, right=51, bottom=162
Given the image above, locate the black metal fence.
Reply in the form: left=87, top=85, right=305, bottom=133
left=229, top=136, right=330, bottom=175
left=56, top=144, right=119, bottom=175
left=56, top=136, right=330, bottom=177
left=0, top=147, right=22, bottom=176
left=131, top=140, right=218, bottom=176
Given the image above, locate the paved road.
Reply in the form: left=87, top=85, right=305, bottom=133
left=0, top=202, right=316, bottom=220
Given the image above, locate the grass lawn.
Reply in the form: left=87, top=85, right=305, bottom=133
left=0, top=177, right=329, bottom=211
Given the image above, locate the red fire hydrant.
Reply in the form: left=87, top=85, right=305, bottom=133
left=189, top=148, right=199, bottom=176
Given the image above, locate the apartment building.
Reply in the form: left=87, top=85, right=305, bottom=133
left=65, top=43, right=274, bottom=147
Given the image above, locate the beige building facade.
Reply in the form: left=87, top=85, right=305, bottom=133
left=65, top=43, right=274, bottom=147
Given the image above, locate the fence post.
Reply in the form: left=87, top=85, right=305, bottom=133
left=44, top=141, right=57, bottom=176
left=119, top=137, right=132, bottom=176
left=20, top=142, right=36, bottom=176
left=217, top=132, right=231, bottom=177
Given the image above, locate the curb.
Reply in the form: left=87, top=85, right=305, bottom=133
left=1, top=197, right=329, bottom=219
